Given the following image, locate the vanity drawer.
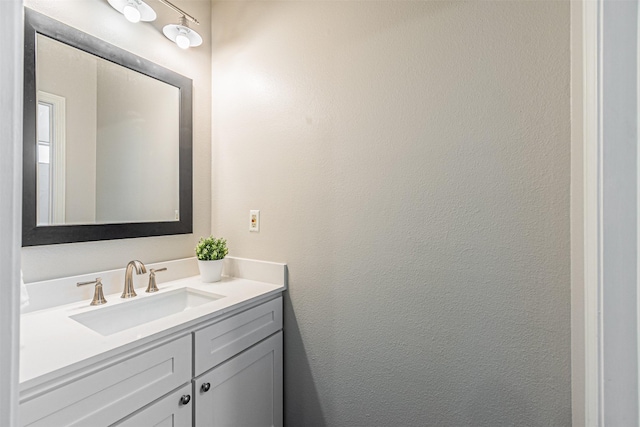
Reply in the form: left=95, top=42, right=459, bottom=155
left=20, top=334, right=192, bottom=427
left=194, top=297, right=282, bottom=376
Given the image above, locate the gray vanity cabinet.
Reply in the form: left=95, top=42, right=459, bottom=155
left=192, top=296, right=284, bottom=427
left=19, top=296, right=283, bottom=427
left=194, top=331, right=283, bottom=427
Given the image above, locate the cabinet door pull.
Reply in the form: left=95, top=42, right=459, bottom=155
left=201, top=382, right=211, bottom=392
left=180, top=394, right=191, bottom=405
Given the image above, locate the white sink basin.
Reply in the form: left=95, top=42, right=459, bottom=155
left=70, top=288, right=224, bottom=336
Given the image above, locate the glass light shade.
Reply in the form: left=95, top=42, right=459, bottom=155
left=175, top=32, right=190, bottom=49
left=107, top=0, right=156, bottom=22
left=123, top=4, right=141, bottom=23
left=163, top=20, right=203, bottom=49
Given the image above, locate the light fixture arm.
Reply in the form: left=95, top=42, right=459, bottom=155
left=156, top=0, right=199, bottom=25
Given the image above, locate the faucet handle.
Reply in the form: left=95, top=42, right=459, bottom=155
left=146, top=268, right=167, bottom=293
left=77, top=277, right=107, bottom=306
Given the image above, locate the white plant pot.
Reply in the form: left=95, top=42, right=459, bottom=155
left=198, top=259, right=224, bottom=283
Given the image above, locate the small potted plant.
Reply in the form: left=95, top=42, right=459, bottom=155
left=195, top=236, right=228, bottom=282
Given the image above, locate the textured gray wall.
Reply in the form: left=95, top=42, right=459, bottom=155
left=570, top=2, right=585, bottom=424
left=211, top=1, right=571, bottom=426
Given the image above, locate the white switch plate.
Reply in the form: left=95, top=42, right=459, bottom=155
left=249, top=210, right=260, bottom=232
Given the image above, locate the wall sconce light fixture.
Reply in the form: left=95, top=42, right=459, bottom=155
left=108, top=0, right=203, bottom=49
left=107, top=0, right=156, bottom=23
left=163, top=16, right=202, bottom=49
left=157, top=0, right=202, bottom=49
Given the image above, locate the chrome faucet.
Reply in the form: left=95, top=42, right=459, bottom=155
left=122, top=260, right=147, bottom=298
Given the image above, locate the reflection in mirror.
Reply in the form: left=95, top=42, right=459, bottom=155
left=36, top=34, right=180, bottom=226
left=37, top=96, right=61, bottom=225
left=23, top=9, right=193, bottom=246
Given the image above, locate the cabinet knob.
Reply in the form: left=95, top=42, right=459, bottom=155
left=201, top=382, right=211, bottom=392
left=180, top=394, right=191, bottom=405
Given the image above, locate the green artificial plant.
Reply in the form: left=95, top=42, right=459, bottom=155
left=195, top=236, right=228, bottom=261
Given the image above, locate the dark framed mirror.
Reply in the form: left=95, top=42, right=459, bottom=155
left=23, top=8, right=193, bottom=246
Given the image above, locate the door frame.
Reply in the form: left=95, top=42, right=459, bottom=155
left=582, top=0, right=640, bottom=425
left=0, top=0, right=23, bottom=425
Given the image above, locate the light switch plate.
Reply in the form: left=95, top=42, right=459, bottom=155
left=250, top=210, right=260, bottom=232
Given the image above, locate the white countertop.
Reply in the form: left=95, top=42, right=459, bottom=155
left=20, top=274, right=285, bottom=392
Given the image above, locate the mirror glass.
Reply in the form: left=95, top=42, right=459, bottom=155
left=36, top=34, right=180, bottom=226
left=23, top=9, right=193, bottom=246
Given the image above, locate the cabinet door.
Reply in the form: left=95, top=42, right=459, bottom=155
left=113, top=383, right=193, bottom=427
left=194, top=332, right=283, bottom=427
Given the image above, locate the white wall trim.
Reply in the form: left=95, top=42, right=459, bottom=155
left=0, top=0, right=23, bottom=425
left=637, top=8, right=640, bottom=418
left=583, top=0, right=604, bottom=424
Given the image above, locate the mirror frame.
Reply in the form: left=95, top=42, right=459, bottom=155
left=23, top=9, right=193, bottom=246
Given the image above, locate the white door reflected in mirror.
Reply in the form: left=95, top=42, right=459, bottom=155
left=36, top=92, right=65, bottom=226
